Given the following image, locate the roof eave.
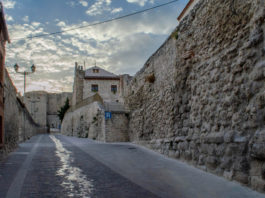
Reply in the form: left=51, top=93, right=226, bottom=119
left=177, top=0, right=195, bottom=21
left=84, top=76, right=120, bottom=80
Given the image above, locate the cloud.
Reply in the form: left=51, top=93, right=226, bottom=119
left=126, top=0, right=154, bottom=7
left=79, top=0, right=88, bottom=7
left=23, top=16, right=29, bottom=22
left=2, top=0, right=16, bottom=9
left=67, top=0, right=88, bottom=7
left=111, top=7, right=123, bottom=14
left=86, top=0, right=112, bottom=16
left=5, top=1, right=183, bottom=93
left=5, top=14, right=13, bottom=21
left=57, top=21, right=66, bottom=27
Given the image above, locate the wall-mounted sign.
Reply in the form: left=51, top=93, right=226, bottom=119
left=105, top=111, right=112, bottom=119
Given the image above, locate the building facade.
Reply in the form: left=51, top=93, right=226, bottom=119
left=72, top=62, right=131, bottom=106
left=0, top=3, right=10, bottom=146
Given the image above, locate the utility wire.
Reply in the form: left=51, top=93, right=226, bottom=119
left=12, top=0, right=178, bottom=41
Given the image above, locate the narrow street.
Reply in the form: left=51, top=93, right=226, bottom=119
left=0, top=134, right=264, bottom=198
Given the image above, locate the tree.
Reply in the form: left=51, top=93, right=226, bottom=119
left=57, top=98, right=70, bottom=122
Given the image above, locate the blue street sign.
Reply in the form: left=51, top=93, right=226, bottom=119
left=105, top=111, right=112, bottom=119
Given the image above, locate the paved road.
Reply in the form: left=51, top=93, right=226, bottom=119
left=0, top=134, right=264, bottom=198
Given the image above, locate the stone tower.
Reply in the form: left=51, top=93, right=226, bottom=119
left=72, top=62, right=85, bottom=106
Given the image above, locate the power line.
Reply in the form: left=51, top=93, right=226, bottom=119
left=12, top=0, right=178, bottom=41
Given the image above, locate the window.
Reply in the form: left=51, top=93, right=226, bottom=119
left=111, top=85, right=117, bottom=93
left=93, top=69, right=99, bottom=73
left=91, top=84, right=98, bottom=92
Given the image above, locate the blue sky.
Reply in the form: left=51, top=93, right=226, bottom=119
left=3, top=0, right=188, bottom=93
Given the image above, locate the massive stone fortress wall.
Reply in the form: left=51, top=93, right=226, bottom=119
left=24, top=91, right=47, bottom=126
left=3, top=69, right=45, bottom=155
left=125, top=0, right=265, bottom=192
left=24, top=91, right=72, bottom=128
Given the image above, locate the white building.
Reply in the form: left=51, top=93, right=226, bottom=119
left=83, top=66, right=121, bottom=103
left=72, top=63, right=131, bottom=106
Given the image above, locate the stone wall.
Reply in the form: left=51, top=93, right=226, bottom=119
left=61, top=101, right=104, bottom=140
left=72, top=64, right=84, bottom=106
left=24, top=91, right=72, bottom=129
left=47, top=92, right=72, bottom=129
left=105, top=113, right=129, bottom=142
left=125, top=0, right=265, bottom=192
left=61, top=94, right=129, bottom=142
left=24, top=91, right=47, bottom=126
left=2, top=69, right=46, bottom=157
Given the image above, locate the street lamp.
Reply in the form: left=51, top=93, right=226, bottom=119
left=14, top=63, right=36, bottom=95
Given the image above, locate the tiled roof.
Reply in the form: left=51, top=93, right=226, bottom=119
left=84, top=66, right=119, bottom=79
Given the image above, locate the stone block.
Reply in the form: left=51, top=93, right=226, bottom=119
left=168, top=150, right=175, bottom=158
left=233, top=157, right=250, bottom=174
left=184, top=151, right=192, bottom=161
left=178, top=141, right=189, bottom=151
left=206, top=156, right=219, bottom=170
left=250, top=130, right=265, bottom=160
left=224, top=131, right=234, bottom=143
left=205, top=132, right=224, bottom=144
left=250, top=160, right=263, bottom=176
left=220, top=157, right=233, bottom=170
left=198, top=155, right=205, bottom=165
left=251, top=176, right=265, bottom=192
left=251, top=143, right=265, bottom=160
left=175, top=151, right=180, bottom=158
left=223, top=171, right=234, bottom=180
left=174, top=136, right=186, bottom=143
left=233, top=135, right=248, bottom=143
left=234, top=172, right=249, bottom=184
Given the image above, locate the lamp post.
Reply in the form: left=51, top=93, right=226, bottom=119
left=14, top=63, right=36, bottom=95
left=13, top=64, right=36, bottom=141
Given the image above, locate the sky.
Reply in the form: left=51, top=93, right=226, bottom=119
left=2, top=0, right=188, bottom=94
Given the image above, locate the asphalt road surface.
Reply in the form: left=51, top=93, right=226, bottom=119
left=0, top=134, right=264, bottom=198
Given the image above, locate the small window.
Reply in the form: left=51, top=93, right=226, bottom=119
left=93, top=69, right=99, bottom=73
left=91, top=84, right=98, bottom=92
left=111, top=85, right=117, bottom=93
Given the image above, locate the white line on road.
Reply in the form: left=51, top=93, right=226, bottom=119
left=50, top=135, right=94, bottom=198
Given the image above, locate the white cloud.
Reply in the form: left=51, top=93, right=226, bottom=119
left=67, top=0, right=88, bottom=7
left=126, top=0, right=154, bottom=6
left=111, top=7, right=123, bottom=14
left=57, top=21, right=66, bottom=27
left=2, top=0, right=16, bottom=9
left=5, top=14, right=13, bottom=21
left=86, top=0, right=112, bottom=16
left=23, top=16, right=29, bottom=22
left=79, top=0, right=88, bottom=7
left=5, top=1, right=182, bottom=93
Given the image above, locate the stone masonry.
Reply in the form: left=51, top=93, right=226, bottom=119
left=2, top=69, right=45, bottom=158
left=24, top=91, right=72, bottom=129
left=61, top=94, right=129, bottom=142
left=125, top=0, right=265, bottom=192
